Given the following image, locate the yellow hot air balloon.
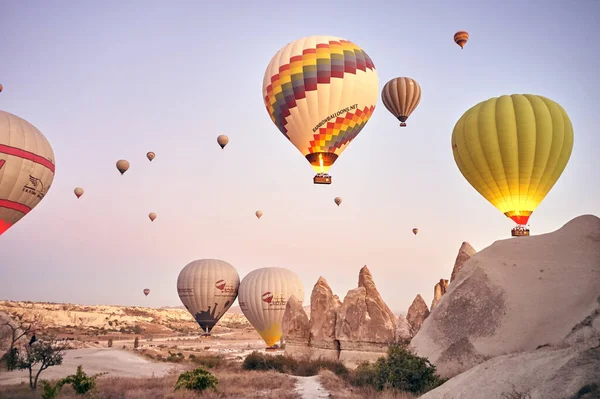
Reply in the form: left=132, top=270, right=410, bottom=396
left=0, top=110, right=55, bottom=236
left=116, top=160, right=130, bottom=175
left=74, top=187, right=84, bottom=199
left=177, top=259, right=240, bottom=334
left=255, top=210, right=263, bottom=219
left=454, top=31, right=469, bottom=49
left=334, top=197, right=342, bottom=206
left=412, top=228, right=418, bottom=235
left=452, top=94, right=574, bottom=236
left=382, top=77, right=422, bottom=127
left=238, top=267, right=304, bottom=348
left=147, top=152, right=155, bottom=161
left=262, top=35, right=379, bottom=185
left=149, top=212, right=157, bottom=222
left=217, top=135, right=229, bottom=149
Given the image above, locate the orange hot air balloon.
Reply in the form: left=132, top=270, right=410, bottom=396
left=382, top=77, right=422, bottom=127
left=217, top=135, right=229, bottom=149
left=143, top=289, right=150, bottom=296
left=454, top=31, right=469, bottom=49
left=116, top=160, right=130, bottom=175
left=149, top=212, right=157, bottom=222
left=412, top=228, right=418, bottom=235
left=1, top=111, right=55, bottom=236
left=255, top=210, right=263, bottom=219
left=334, top=197, right=342, bottom=206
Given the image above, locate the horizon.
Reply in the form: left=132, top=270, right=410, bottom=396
left=1, top=1, right=599, bottom=314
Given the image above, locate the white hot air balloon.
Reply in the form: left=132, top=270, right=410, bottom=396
left=177, top=259, right=240, bottom=335
left=238, top=267, right=304, bottom=348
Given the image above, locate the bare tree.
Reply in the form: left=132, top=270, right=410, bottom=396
left=3, top=315, right=37, bottom=370
left=17, top=338, right=69, bottom=389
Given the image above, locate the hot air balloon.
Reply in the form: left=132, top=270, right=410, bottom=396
left=262, top=36, right=379, bottom=185
left=454, top=31, right=469, bottom=49
left=147, top=152, right=155, bottom=161
left=177, top=259, right=240, bottom=335
left=382, top=77, right=421, bottom=127
left=74, top=187, right=84, bottom=199
left=238, top=267, right=304, bottom=348
left=255, top=210, right=263, bottom=219
left=412, top=228, right=418, bottom=235
left=452, top=94, right=574, bottom=237
left=116, top=160, right=130, bottom=175
left=0, top=110, right=55, bottom=236
left=334, top=197, right=342, bottom=206
left=217, top=135, right=229, bottom=149
left=143, top=289, right=150, bottom=296
left=149, top=212, right=157, bottom=222
left=0, top=84, right=3, bottom=93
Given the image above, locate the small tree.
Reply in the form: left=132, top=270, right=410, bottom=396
left=17, top=338, right=69, bottom=389
left=3, top=316, right=37, bottom=370
left=133, top=337, right=139, bottom=349
left=174, top=367, right=218, bottom=391
left=107, top=338, right=113, bottom=348
left=61, top=365, right=106, bottom=394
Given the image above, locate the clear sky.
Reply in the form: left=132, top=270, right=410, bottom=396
left=1, top=0, right=598, bottom=314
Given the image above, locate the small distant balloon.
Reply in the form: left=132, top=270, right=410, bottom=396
left=255, top=210, right=263, bottom=219
left=74, top=187, right=84, bottom=199
left=454, top=31, right=469, bottom=49
left=382, top=77, right=421, bottom=127
left=412, top=228, right=419, bottom=235
left=147, top=152, right=155, bottom=161
left=0, top=84, right=3, bottom=93
left=143, top=289, right=150, bottom=296
left=334, top=197, right=342, bottom=206
left=217, top=135, right=229, bottom=149
left=116, top=160, right=130, bottom=175
left=149, top=212, right=157, bottom=222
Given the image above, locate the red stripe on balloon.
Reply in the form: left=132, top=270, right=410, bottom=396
left=0, top=199, right=31, bottom=215
left=0, top=144, right=55, bottom=172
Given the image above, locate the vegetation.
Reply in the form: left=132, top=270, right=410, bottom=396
left=15, top=338, right=69, bottom=389
left=39, top=365, right=106, bottom=398
left=174, top=367, right=218, bottom=392
left=242, top=351, right=348, bottom=377
left=133, top=336, right=139, bottom=349
left=1, top=316, right=36, bottom=371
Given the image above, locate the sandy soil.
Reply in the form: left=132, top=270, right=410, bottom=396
left=0, top=348, right=178, bottom=386
left=294, top=375, right=331, bottom=399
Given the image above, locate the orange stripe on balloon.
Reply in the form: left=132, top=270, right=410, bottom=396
left=0, top=144, right=55, bottom=172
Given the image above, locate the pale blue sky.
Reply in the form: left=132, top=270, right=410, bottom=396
left=1, top=0, right=598, bottom=313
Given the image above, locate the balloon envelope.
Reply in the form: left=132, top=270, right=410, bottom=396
left=217, top=135, right=229, bottom=149
left=412, top=228, right=418, bottom=235
left=74, top=187, right=84, bottom=198
left=177, top=259, right=240, bottom=333
left=149, top=212, right=157, bottom=221
left=381, top=77, right=421, bottom=126
left=147, top=152, right=155, bottom=161
left=143, top=289, right=150, bottom=296
left=238, top=267, right=304, bottom=347
left=454, top=31, right=469, bottom=49
left=334, top=197, right=342, bottom=206
left=0, top=110, right=55, bottom=236
left=255, top=210, right=263, bottom=219
left=262, top=35, right=378, bottom=175
left=0, top=84, right=3, bottom=93
left=451, top=94, right=574, bottom=226
left=116, top=160, right=130, bottom=175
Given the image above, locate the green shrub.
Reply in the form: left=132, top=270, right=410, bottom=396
left=350, top=344, right=446, bottom=394
left=61, top=365, right=106, bottom=395
left=133, top=325, right=143, bottom=334
left=174, top=367, right=218, bottom=392
left=40, top=380, right=64, bottom=399
left=242, top=351, right=348, bottom=377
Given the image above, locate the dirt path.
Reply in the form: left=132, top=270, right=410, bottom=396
left=294, top=375, right=331, bottom=398
left=0, top=348, right=178, bottom=386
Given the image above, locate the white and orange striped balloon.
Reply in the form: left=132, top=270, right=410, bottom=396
left=381, top=77, right=422, bottom=127
left=0, top=110, right=55, bottom=236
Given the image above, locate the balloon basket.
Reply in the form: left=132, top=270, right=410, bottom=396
left=265, top=346, right=279, bottom=352
left=511, top=226, right=530, bottom=237
left=400, top=122, right=407, bottom=127
left=314, top=173, right=332, bottom=185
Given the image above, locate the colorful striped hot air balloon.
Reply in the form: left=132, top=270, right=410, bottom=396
left=262, top=36, right=379, bottom=184
left=451, top=94, right=574, bottom=236
left=0, top=110, right=55, bottom=236
left=454, top=31, right=469, bottom=49
left=382, top=77, right=422, bottom=127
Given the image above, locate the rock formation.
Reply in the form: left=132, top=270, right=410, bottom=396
left=407, top=294, right=430, bottom=335
left=430, top=279, right=449, bottom=310
left=411, top=215, right=600, bottom=381
left=308, top=277, right=342, bottom=360
left=335, top=266, right=398, bottom=366
left=396, top=315, right=412, bottom=343
left=450, top=242, right=476, bottom=282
